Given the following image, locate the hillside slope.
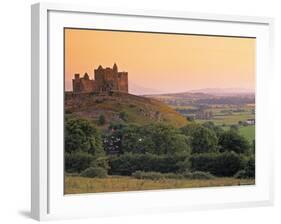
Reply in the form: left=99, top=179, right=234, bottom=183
left=65, top=92, right=188, bottom=128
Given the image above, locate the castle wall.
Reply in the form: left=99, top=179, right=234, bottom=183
left=73, top=74, right=82, bottom=92
left=117, top=72, right=128, bottom=92
left=80, top=79, right=95, bottom=92
left=94, top=70, right=103, bottom=92
left=73, top=79, right=80, bottom=92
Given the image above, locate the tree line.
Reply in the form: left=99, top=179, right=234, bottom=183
left=65, top=117, right=255, bottom=179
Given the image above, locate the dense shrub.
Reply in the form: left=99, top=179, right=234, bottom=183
left=234, top=156, right=255, bottom=179
left=182, top=171, right=215, bottom=180
left=109, top=153, right=189, bottom=175
left=91, top=156, right=109, bottom=170
left=65, top=152, right=94, bottom=173
left=131, top=170, right=144, bottom=179
left=234, top=170, right=247, bottom=179
left=245, top=156, right=255, bottom=178
left=132, top=171, right=215, bottom=180
left=132, top=171, right=167, bottom=180
left=176, top=157, right=191, bottom=173
left=66, top=173, right=79, bottom=177
left=65, top=152, right=109, bottom=174
left=190, top=152, right=245, bottom=177
left=80, top=167, right=107, bottom=178
left=164, top=173, right=182, bottom=179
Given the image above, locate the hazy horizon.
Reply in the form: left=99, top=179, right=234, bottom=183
left=65, top=29, right=255, bottom=94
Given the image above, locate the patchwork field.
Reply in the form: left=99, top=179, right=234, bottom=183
left=65, top=176, right=255, bottom=194
left=187, top=105, right=255, bottom=142
left=195, top=105, right=254, bottom=125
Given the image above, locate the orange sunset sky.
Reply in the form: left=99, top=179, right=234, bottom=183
left=65, top=28, right=255, bottom=95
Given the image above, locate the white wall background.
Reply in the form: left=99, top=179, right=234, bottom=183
left=0, top=0, right=280, bottom=223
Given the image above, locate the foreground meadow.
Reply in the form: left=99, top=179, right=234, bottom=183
left=65, top=176, right=255, bottom=194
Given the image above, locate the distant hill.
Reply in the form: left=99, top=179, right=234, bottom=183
left=145, top=89, right=255, bottom=107
left=65, top=92, right=188, bottom=128
left=129, top=81, right=164, bottom=95
left=146, top=88, right=254, bottom=98
left=187, top=88, right=255, bottom=96
left=145, top=92, right=213, bottom=100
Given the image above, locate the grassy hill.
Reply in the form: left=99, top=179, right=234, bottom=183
left=65, top=92, right=188, bottom=128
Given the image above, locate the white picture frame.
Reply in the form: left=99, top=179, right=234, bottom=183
left=31, top=2, right=274, bottom=221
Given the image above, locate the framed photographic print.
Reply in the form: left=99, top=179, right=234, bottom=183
left=31, top=2, right=274, bottom=221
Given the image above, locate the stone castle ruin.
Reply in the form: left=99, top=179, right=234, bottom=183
left=72, top=63, right=128, bottom=93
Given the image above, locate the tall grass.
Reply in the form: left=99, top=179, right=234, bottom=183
left=64, top=176, right=255, bottom=194
left=131, top=171, right=215, bottom=180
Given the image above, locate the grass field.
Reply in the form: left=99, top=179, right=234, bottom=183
left=239, top=125, right=255, bottom=142
left=65, top=176, right=255, bottom=194
left=213, top=114, right=254, bottom=125
left=220, top=125, right=255, bottom=142
left=197, top=113, right=254, bottom=126
left=193, top=104, right=254, bottom=126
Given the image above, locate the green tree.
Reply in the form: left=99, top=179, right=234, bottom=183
left=180, top=123, right=201, bottom=136
left=202, top=121, right=223, bottom=138
left=65, top=117, right=103, bottom=155
left=218, top=130, right=250, bottom=154
left=181, top=123, right=218, bottom=154
left=121, top=123, right=191, bottom=155
left=121, top=124, right=145, bottom=153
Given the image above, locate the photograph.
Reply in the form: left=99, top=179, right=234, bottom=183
left=64, top=28, right=256, bottom=194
